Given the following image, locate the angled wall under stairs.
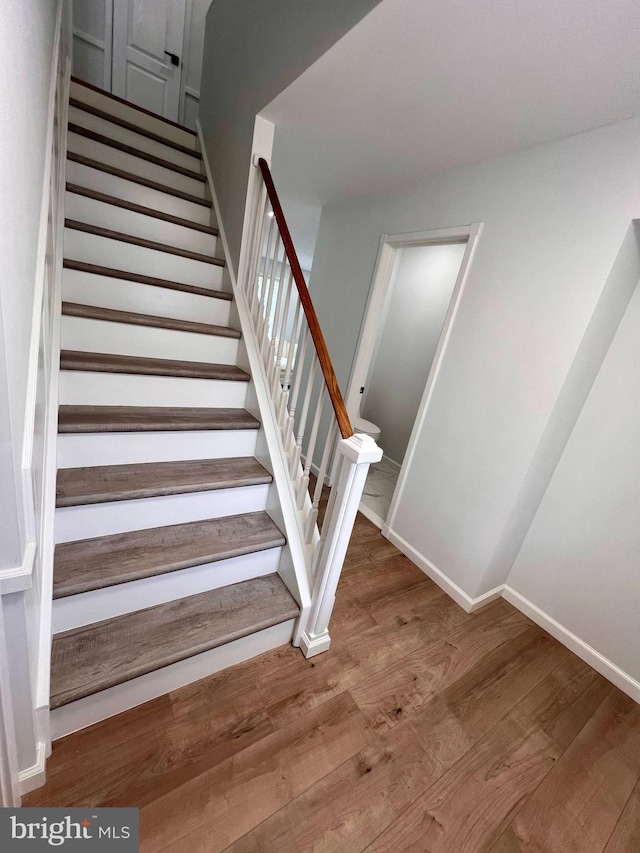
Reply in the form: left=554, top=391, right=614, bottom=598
left=49, top=78, right=301, bottom=740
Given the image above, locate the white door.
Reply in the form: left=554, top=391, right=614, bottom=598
left=112, top=0, right=186, bottom=122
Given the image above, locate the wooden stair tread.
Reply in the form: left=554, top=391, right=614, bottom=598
left=71, top=76, right=197, bottom=137
left=68, top=122, right=206, bottom=181
left=62, top=302, right=240, bottom=338
left=54, top=511, right=284, bottom=597
left=63, top=259, right=232, bottom=300
left=65, top=219, right=224, bottom=266
left=58, top=406, right=260, bottom=433
left=50, top=574, right=298, bottom=708
left=56, top=457, right=272, bottom=507
left=60, top=350, right=250, bottom=381
left=67, top=152, right=212, bottom=208
left=68, top=98, right=202, bottom=158
left=66, top=183, right=217, bottom=235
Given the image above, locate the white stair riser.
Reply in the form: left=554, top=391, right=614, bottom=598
left=64, top=228, right=224, bottom=290
left=55, top=483, right=271, bottom=542
left=61, top=316, right=239, bottom=365
left=66, top=159, right=211, bottom=224
left=53, top=548, right=283, bottom=633
left=65, top=191, right=217, bottom=255
left=59, top=371, right=249, bottom=408
left=69, top=104, right=200, bottom=170
left=57, top=429, right=258, bottom=469
left=69, top=80, right=196, bottom=150
left=63, top=268, right=231, bottom=326
left=50, top=620, right=295, bottom=740
left=67, top=131, right=205, bottom=197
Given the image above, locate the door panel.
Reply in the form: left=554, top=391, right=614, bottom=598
left=112, top=0, right=186, bottom=122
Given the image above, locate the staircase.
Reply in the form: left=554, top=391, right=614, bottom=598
left=49, top=78, right=300, bottom=739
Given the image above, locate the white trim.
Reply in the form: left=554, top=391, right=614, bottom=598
left=51, top=619, right=296, bottom=740
left=503, top=586, right=640, bottom=704
left=17, top=741, right=47, bottom=796
left=299, top=630, right=331, bottom=658
left=383, top=528, right=503, bottom=613
left=0, top=543, right=35, bottom=595
left=345, top=223, right=483, bottom=542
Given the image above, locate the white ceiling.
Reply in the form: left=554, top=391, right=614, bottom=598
left=264, top=0, right=640, bottom=214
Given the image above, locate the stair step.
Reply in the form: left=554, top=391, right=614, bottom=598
left=61, top=302, right=239, bottom=339
left=53, top=511, right=285, bottom=597
left=63, top=259, right=232, bottom=300
left=65, top=220, right=223, bottom=266
left=67, top=152, right=212, bottom=208
left=58, top=406, right=260, bottom=433
left=60, top=350, right=249, bottom=382
left=68, top=98, right=201, bottom=160
left=70, top=77, right=196, bottom=147
left=67, top=156, right=210, bottom=224
left=56, top=457, right=271, bottom=507
left=50, top=575, right=299, bottom=708
left=68, top=123, right=205, bottom=182
left=66, top=184, right=217, bottom=236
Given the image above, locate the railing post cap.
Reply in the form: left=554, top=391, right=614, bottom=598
left=338, top=433, right=383, bottom=465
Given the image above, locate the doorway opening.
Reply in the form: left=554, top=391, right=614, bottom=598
left=347, top=224, right=482, bottom=528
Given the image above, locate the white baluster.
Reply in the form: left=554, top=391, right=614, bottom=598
left=252, top=214, right=275, bottom=324
left=278, top=297, right=303, bottom=428
left=245, top=185, right=268, bottom=300
left=269, top=264, right=291, bottom=390
left=290, top=358, right=317, bottom=479
left=273, top=266, right=294, bottom=396
left=297, top=386, right=324, bottom=510
left=260, top=235, right=282, bottom=356
left=300, top=434, right=383, bottom=658
left=305, top=420, right=338, bottom=543
left=284, top=325, right=308, bottom=454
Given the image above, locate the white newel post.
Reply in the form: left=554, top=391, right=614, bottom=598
left=299, top=434, right=382, bottom=658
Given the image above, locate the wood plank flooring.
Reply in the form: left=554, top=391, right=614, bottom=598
left=26, top=512, right=640, bottom=852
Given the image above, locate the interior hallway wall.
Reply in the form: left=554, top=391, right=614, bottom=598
left=198, top=0, right=382, bottom=273
left=309, top=117, right=640, bottom=612
left=363, top=242, right=466, bottom=464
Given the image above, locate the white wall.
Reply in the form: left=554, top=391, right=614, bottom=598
left=506, top=223, right=640, bottom=684
left=0, top=0, right=66, bottom=785
left=198, top=0, right=382, bottom=272
left=310, top=117, right=640, bottom=608
left=363, top=242, right=466, bottom=464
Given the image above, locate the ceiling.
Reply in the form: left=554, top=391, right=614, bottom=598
left=264, top=0, right=640, bottom=219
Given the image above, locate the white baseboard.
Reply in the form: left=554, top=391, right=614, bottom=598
left=50, top=619, right=296, bottom=742
left=383, top=532, right=640, bottom=705
left=18, top=740, right=47, bottom=796
left=503, top=586, right=640, bottom=705
left=384, top=528, right=503, bottom=613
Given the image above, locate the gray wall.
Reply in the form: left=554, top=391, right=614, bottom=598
left=198, top=0, right=381, bottom=271
left=309, top=117, right=640, bottom=621
left=363, top=242, right=467, bottom=464
left=508, top=226, right=640, bottom=681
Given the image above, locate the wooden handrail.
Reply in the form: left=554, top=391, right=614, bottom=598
left=257, top=158, right=354, bottom=439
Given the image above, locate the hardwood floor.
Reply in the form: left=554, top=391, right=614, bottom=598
left=26, top=512, right=640, bottom=852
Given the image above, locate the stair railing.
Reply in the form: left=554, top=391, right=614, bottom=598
left=241, top=157, right=382, bottom=657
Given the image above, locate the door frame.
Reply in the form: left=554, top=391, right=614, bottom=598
left=346, top=222, right=483, bottom=530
